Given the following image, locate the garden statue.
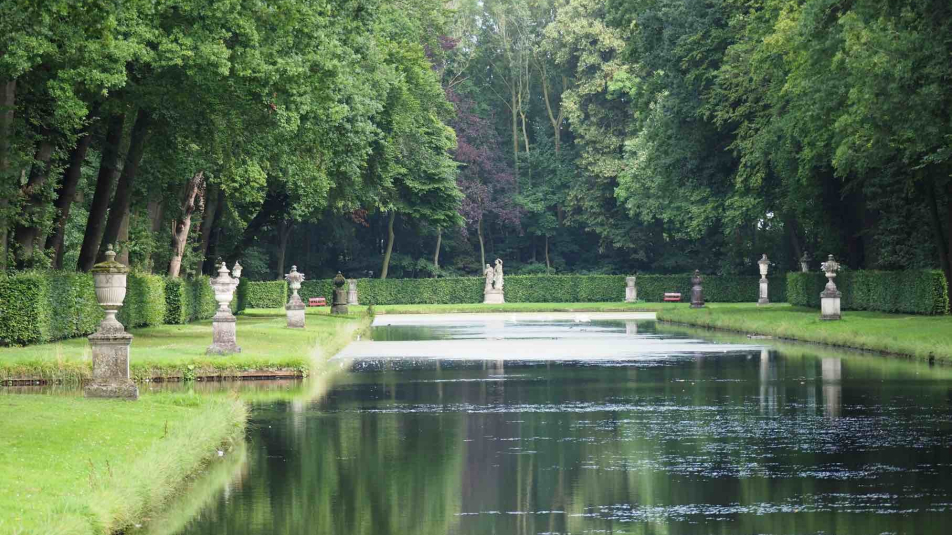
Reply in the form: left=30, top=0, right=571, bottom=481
left=625, top=276, right=637, bottom=303
left=285, top=265, right=305, bottom=329
left=85, top=245, right=138, bottom=400
left=208, top=261, right=242, bottom=354
left=347, top=279, right=359, bottom=306
left=483, top=259, right=505, bottom=304
left=690, top=270, right=705, bottom=309
left=800, top=251, right=812, bottom=273
left=758, top=254, right=770, bottom=306
left=820, top=254, right=842, bottom=320
left=331, top=272, right=348, bottom=315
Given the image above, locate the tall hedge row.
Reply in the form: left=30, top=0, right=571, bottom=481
left=787, top=270, right=949, bottom=315
left=254, top=274, right=787, bottom=307
left=236, top=279, right=287, bottom=311
left=0, top=272, right=222, bottom=346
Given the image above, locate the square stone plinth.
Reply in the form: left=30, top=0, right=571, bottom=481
left=484, top=290, right=505, bottom=304
left=86, top=332, right=138, bottom=400
left=286, top=306, right=305, bottom=328
left=208, top=314, right=241, bottom=354
left=821, top=296, right=841, bottom=320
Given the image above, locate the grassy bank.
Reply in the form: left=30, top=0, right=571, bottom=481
left=368, top=302, right=670, bottom=314
left=657, top=303, right=952, bottom=361
left=0, top=310, right=370, bottom=384
left=0, top=393, right=247, bottom=535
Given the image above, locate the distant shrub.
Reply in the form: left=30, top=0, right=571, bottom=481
left=787, top=270, right=948, bottom=315
left=236, top=279, right=286, bottom=311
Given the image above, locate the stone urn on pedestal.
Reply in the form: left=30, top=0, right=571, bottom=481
left=625, top=276, right=637, bottom=303
left=690, top=270, right=705, bottom=309
left=85, top=245, right=138, bottom=400
left=331, top=272, right=348, bottom=315
left=800, top=252, right=812, bottom=273
left=757, top=254, right=770, bottom=306
left=285, top=266, right=306, bottom=329
left=208, top=261, right=242, bottom=354
left=819, top=255, right=841, bottom=321
left=347, top=279, right=359, bottom=306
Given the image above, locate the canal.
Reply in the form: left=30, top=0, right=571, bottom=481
left=158, top=314, right=952, bottom=534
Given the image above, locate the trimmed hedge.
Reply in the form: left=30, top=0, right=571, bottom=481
left=278, top=274, right=787, bottom=306
left=787, top=270, right=949, bottom=315
left=236, top=279, right=287, bottom=311
left=165, top=276, right=218, bottom=324
left=117, top=273, right=167, bottom=329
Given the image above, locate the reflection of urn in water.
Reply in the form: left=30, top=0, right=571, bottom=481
left=331, top=271, right=348, bottom=315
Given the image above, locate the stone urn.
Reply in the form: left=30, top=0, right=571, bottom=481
left=690, top=270, right=704, bottom=309
left=819, top=255, right=841, bottom=321
left=285, top=265, right=306, bottom=329
left=625, top=276, right=637, bottom=303
left=331, top=271, right=348, bottom=315
left=208, top=261, right=242, bottom=354
left=85, top=244, right=137, bottom=400
left=347, top=279, right=359, bottom=306
left=757, top=254, right=770, bottom=306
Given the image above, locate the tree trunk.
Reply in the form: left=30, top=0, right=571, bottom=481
left=195, top=182, right=221, bottom=275
left=433, top=227, right=441, bottom=273
left=511, top=85, right=519, bottom=167
left=143, top=199, right=164, bottom=272
left=275, top=219, right=292, bottom=279
left=100, top=108, right=150, bottom=252
left=926, top=177, right=951, bottom=285
left=47, top=130, right=94, bottom=268
left=203, top=193, right=225, bottom=275
left=380, top=210, right=395, bottom=279
left=116, top=210, right=130, bottom=265
left=13, top=131, right=56, bottom=267
left=77, top=113, right=125, bottom=271
left=0, top=79, right=15, bottom=270
left=784, top=213, right=803, bottom=270
left=477, top=216, right=486, bottom=271
left=544, top=234, right=551, bottom=274
left=168, top=171, right=204, bottom=278
left=232, top=189, right=288, bottom=262
left=945, top=178, right=952, bottom=287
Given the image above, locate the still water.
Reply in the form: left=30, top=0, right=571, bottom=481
left=169, top=317, right=952, bottom=534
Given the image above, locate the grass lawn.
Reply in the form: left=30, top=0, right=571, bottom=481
left=365, top=301, right=671, bottom=314
left=0, top=310, right=370, bottom=384
left=657, top=303, right=952, bottom=361
left=0, top=392, right=246, bottom=535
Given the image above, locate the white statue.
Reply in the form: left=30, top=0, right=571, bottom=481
left=484, top=263, right=494, bottom=292
left=493, top=258, right=504, bottom=290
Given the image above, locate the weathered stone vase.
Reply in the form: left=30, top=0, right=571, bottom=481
left=757, top=254, right=770, bottom=306
left=690, top=270, right=705, bottom=309
left=819, top=255, right=841, bottom=321
left=625, top=276, right=637, bottom=303
left=208, top=261, right=242, bottom=354
left=331, top=272, right=348, bottom=315
left=285, top=265, right=306, bottom=329
left=347, top=279, right=359, bottom=306
left=85, top=245, right=138, bottom=400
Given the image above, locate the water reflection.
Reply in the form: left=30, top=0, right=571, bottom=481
left=166, top=320, right=952, bottom=535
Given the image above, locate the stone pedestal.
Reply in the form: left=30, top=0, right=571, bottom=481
left=331, top=272, right=348, bottom=315
left=690, top=270, right=705, bottom=309
left=820, top=288, right=841, bottom=320
left=286, top=299, right=305, bottom=329
left=625, top=276, right=637, bottom=303
left=758, top=278, right=769, bottom=306
left=483, top=289, right=505, bottom=304
left=85, top=332, right=138, bottom=400
left=347, top=279, right=359, bottom=306
left=208, top=313, right=241, bottom=354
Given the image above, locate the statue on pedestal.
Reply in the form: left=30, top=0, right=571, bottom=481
left=483, top=259, right=505, bottom=304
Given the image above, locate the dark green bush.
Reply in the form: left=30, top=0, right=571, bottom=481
left=192, top=276, right=218, bottom=320
left=165, top=276, right=218, bottom=324
left=48, top=272, right=102, bottom=339
left=236, top=279, right=287, bottom=311
left=786, top=270, right=948, bottom=315
left=0, top=272, right=53, bottom=345
left=118, top=273, right=167, bottom=328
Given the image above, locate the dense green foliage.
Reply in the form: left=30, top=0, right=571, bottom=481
left=117, top=273, right=167, bottom=329
left=164, top=276, right=217, bottom=325
left=787, top=271, right=949, bottom=315
left=236, top=279, right=287, bottom=311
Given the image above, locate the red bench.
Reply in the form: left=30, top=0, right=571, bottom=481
left=308, top=297, right=327, bottom=307
left=663, top=293, right=681, bottom=302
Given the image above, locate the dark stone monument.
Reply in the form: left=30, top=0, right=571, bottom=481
left=690, top=270, right=705, bottom=309
left=331, top=272, right=348, bottom=315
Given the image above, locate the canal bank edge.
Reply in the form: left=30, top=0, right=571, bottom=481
left=0, top=394, right=247, bottom=535
left=656, top=303, right=952, bottom=363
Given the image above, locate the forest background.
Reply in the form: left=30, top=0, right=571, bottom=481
left=2, top=0, right=950, bottom=283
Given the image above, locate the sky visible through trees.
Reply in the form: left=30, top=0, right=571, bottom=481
left=1, top=0, right=950, bottom=281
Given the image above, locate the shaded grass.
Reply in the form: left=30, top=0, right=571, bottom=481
left=365, top=302, right=671, bottom=314
left=0, top=392, right=247, bottom=535
left=657, top=303, right=952, bottom=361
left=0, top=311, right=370, bottom=384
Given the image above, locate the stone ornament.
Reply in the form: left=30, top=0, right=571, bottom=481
left=285, top=265, right=306, bottom=329
left=757, top=254, right=770, bottom=306
left=625, top=276, right=637, bottom=303
left=800, top=251, right=812, bottom=273
left=85, top=244, right=138, bottom=400
left=347, top=279, right=359, bottom=306
left=331, top=272, right=348, bottom=315
left=690, top=270, right=705, bottom=309
left=208, top=261, right=242, bottom=354
left=819, top=254, right=842, bottom=321
left=483, top=258, right=505, bottom=304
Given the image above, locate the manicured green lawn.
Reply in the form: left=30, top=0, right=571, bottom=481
left=0, top=310, right=370, bottom=383
left=367, top=301, right=672, bottom=314
left=657, top=303, right=952, bottom=361
left=0, top=393, right=246, bottom=535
